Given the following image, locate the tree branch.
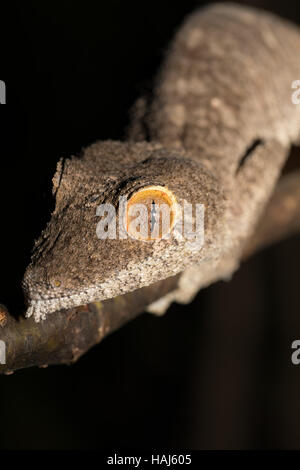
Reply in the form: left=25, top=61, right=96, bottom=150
left=1, top=171, right=300, bottom=374
left=243, top=171, right=300, bottom=259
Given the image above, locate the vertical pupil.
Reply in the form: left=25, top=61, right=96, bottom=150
left=126, top=186, right=177, bottom=241
left=150, top=200, right=156, bottom=233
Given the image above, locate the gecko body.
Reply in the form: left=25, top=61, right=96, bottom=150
left=23, top=4, right=300, bottom=320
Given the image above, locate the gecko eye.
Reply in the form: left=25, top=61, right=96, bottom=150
left=125, top=185, right=177, bottom=241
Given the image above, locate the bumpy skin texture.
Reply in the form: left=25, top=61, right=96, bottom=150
left=23, top=3, right=300, bottom=320
left=23, top=141, right=226, bottom=319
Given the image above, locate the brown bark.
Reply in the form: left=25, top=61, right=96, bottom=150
left=243, top=171, right=300, bottom=259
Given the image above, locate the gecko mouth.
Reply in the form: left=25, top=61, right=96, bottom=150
left=24, top=239, right=196, bottom=322
left=25, top=288, right=105, bottom=321
left=24, top=280, right=122, bottom=321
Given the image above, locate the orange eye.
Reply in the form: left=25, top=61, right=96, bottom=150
left=126, top=185, right=177, bottom=241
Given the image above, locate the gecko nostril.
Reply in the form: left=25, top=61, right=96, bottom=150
left=48, top=279, right=62, bottom=289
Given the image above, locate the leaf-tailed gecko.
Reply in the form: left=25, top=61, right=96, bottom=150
left=23, top=3, right=300, bottom=321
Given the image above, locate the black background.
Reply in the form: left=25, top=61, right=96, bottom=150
left=1, top=0, right=300, bottom=450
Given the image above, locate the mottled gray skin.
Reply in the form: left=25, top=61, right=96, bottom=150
left=23, top=3, right=300, bottom=320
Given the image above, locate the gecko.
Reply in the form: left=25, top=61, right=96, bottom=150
left=22, top=3, right=300, bottom=321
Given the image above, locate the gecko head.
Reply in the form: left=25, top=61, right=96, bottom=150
left=22, top=140, right=226, bottom=321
